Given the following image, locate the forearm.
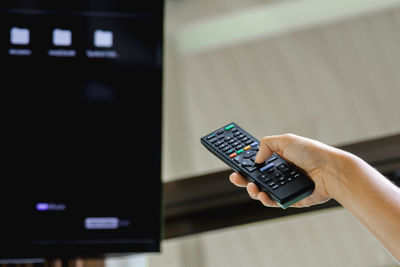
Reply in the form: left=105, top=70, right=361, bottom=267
left=330, top=151, right=400, bottom=261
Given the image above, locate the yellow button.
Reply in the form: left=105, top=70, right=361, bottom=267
left=244, top=145, right=251, bottom=151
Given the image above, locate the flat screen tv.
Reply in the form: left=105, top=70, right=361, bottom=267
left=0, top=0, right=163, bottom=259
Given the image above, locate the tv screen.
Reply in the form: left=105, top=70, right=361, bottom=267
left=0, top=0, right=162, bottom=258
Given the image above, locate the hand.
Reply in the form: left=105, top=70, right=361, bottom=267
left=232, top=134, right=400, bottom=260
left=229, top=134, right=343, bottom=208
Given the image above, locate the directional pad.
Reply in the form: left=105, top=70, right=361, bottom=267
left=241, top=159, right=254, bottom=167
left=242, top=149, right=256, bottom=158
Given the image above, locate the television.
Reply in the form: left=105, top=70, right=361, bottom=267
left=0, top=0, right=163, bottom=259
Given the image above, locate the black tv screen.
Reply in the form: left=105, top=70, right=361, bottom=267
left=0, top=0, right=162, bottom=258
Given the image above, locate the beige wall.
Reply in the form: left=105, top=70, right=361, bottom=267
left=163, top=2, right=400, bottom=182
left=149, top=208, right=398, bottom=267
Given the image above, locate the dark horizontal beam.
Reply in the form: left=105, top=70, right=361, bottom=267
left=163, top=134, right=400, bottom=239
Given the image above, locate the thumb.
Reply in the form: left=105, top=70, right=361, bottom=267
left=255, top=135, right=292, bottom=163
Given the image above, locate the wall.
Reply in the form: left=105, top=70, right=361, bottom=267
left=163, top=1, right=400, bottom=181
left=148, top=208, right=398, bottom=267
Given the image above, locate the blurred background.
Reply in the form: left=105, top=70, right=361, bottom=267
left=162, top=0, right=400, bottom=181
left=111, top=0, right=400, bottom=266
left=4, top=0, right=397, bottom=266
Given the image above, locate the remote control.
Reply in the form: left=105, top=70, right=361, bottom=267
left=200, top=122, right=315, bottom=209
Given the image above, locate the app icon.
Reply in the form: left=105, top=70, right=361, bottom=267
left=85, top=217, right=119, bottom=229
left=10, top=27, right=30, bottom=45
left=53, top=28, right=72, bottom=46
left=94, top=29, right=113, bottom=48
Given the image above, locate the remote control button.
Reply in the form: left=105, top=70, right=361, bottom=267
left=232, top=141, right=240, bottom=147
left=243, top=150, right=256, bottom=158
left=236, top=149, right=244, bottom=154
left=222, top=146, right=231, bottom=152
left=217, top=129, right=224, bottom=135
left=258, top=173, right=267, bottom=180
left=277, top=163, right=288, bottom=169
left=224, top=136, right=233, bottom=142
left=207, top=133, right=216, bottom=140
left=232, top=128, right=238, bottom=132
left=229, top=152, right=237, bottom=158
left=228, top=138, right=236, bottom=144
left=226, top=148, right=235, bottom=154
left=241, top=137, right=249, bottom=142
left=217, top=135, right=225, bottom=140
left=245, top=166, right=257, bottom=172
left=277, top=163, right=291, bottom=174
left=234, top=155, right=243, bottom=163
left=244, top=145, right=251, bottom=151
left=235, top=144, right=244, bottom=150
left=250, top=142, right=258, bottom=147
left=267, top=156, right=278, bottom=163
left=225, top=124, right=235, bottom=131
left=272, top=185, right=279, bottom=190
left=245, top=140, right=253, bottom=145
left=210, top=138, right=218, bottom=143
left=241, top=159, right=253, bottom=167
left=218, top=143, right=228, bottom=149
left=215, top=140, right=223, bottom=146
left=260, top=162, right=274, bottom=172
left=233, top=132, right=241, bottom=137
left=259, top=173, right=272, bottom=183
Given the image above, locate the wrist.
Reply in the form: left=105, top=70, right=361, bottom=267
left=322, top=148, right=358, bottom=204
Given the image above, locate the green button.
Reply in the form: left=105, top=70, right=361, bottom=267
left=225, top=124, right=235, bottom=131
left=236, top=149, right=244, bottom=154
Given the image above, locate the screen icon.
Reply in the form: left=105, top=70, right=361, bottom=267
left=85, top=217, right=119, bottom=229
left=10, top=27, right=30, bottom=45
left=53, top=28, right=72, bottom=46
left=94, top=30, right=113, bottom=48
left=36, top=203, right=49, bottom=211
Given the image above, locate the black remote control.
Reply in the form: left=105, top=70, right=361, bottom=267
left=200, top=122, right=315, bottom=209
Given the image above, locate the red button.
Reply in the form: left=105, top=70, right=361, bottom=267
left=229, top=152, right=237, bottom=158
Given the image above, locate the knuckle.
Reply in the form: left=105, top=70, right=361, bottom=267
left=281, top=133, right=298, bottom=144
left=260, top=136, right=269, bottom=144
left=282, top=133, right=295, bottom=139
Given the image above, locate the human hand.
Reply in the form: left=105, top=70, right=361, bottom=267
left=231, top=134, right=400, bottom=260
left=229, top=134, right=343, bottom=208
